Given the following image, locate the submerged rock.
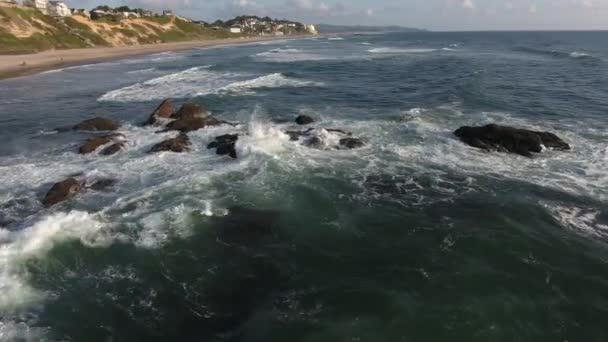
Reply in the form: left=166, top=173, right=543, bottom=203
left=149, top=133, right=191, bottom=153
left=145, top=99, right=173, bottom=125
left=42, top=178, right=83, bottom=208
left=79, top=134, right=123, bottom=155
left=88, top=178, right=118, bottom=192
left=454, top=124, right=570, bottom=157
left=285, top=128, right=314, bottom=141
left=73, top=117, right=120, bottom=131
left=172, top=102, right=208, bottom=120
left=215, top=206, right=281, bottom=245
left=164, top=117, right=234, bottom=133
left=339, top=138, right=365, bottom=149
left=295, top=115, right=314, bottom=125
left=208, top=134, right=239, bottom=159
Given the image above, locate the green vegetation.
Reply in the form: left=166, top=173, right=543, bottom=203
left=0, top=6, right=303, bottom=54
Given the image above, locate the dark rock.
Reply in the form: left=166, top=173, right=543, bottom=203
left=145, top=99, right=173, bottom=125
left=295, top=115, right=314, bottom=125
left=325, top=128, right=352, bottom=136
left=172, top=102, right=207, bottom=120
left=164, top=117, right=233, bottom=133
left=454, top=124, right=570, bottom=157
left=339, top=138, right=365, bottom=149
left=285, top=128, right=314, bottom=141
left=73, top=117, right=119, bottom=131
left=42, top=178, right=83, bottom=207
left=149, top=133, right=191, bottom=153
left=79, top=134, right=123, bottom=154
left=303, top=136, right=322, bottom=148
left=215, top=206, right=280, bottom=244
left=207, top=134, right=238, bottom=159
left=100, top=142, right=125, bottom=156
left=89, top=178, right=118, bottom=191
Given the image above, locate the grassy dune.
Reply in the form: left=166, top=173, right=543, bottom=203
left=0, top=6, right=240, bottom=54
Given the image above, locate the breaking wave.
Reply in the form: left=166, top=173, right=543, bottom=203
left=98, top=68, right=324, bottom=101
left=220, top=73, right=325, bottom=95
left=254, top=48, right=334, bottom=62
left=368, top=47, right=437, bottom=54
left=97, top=66, right=242, bottom=102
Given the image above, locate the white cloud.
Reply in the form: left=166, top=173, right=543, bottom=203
left=529, top=3, right=537, bottom=13
left=366, top=8, right=374, bottom=16
left=462, top=0, right=475, bottom=10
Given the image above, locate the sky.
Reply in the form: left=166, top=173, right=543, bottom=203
left=67, top=0, right=608, bottom=31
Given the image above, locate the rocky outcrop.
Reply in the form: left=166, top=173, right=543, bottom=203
left=295, top=115, right=314, bottom=125
left=454, top=124, right=570, bottom=157
left=42, top=178, right=83, bottom=208
left=149, top=133, right=191, bottom=153
left=164, top=117, right=233, bottom=133
left=208, top=134, right=239, bottom=159
left=339, top=138, right=365, bottom=149
left=286, top=128, right=314, bottom=141
left=73, top=117, right=119, bottom=131
left=79, top=134, right=123, bottom=155
left=285, top=128, right=365, bottom=150
left=172, top=102, right=207, bottom=120
left=145, top=99, right=173, bottom=125
left=100, top=142, right=125, bottom=156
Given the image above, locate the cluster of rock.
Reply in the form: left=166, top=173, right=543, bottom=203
left=41, top=99, right=571, bottom=208
left=286, top=115, right=366, bottom=150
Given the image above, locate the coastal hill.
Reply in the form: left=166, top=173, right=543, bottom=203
left=0, top=5, right=315, bottom=54
left=315, top=23, right=424, bottom=34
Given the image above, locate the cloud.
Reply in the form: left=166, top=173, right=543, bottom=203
left=462, top=0, right=475, bottom=10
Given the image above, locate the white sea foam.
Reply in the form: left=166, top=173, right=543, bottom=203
left=254, top=48, right=333, bottom=62
left=0, top=211, right=110, bottom=314
left=390, top=105, right=608, bottom=202
left=328, top=37, right=344, bottom=41
left=220, top=73, right=325, bottom=95
left=544, top=203, right=608, bottom=239
left=369, top=48, right=437, bottom=54
left=126, top=68, right=158, bottom=75
left=570, top=51, right=591, bottom=59
left=98, top=66, right=242, bottom=102
left=0, top=321, right=48, bottom=342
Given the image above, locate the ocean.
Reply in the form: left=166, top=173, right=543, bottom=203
left=1, top=31, right=608, bottom=341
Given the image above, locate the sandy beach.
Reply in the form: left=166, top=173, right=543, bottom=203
left=0, top=36, right=287, bottom=80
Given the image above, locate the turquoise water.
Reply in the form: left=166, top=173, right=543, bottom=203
left=1, top=31, right=608, bottom=341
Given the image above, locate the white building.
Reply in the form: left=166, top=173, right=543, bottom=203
left=230, top=26, right=242, bottom=34
left=305, top=24, right=318, bottom=35
left=23, top=0, right=48, bottom=14
left=48, top=1, right=71, bottom=17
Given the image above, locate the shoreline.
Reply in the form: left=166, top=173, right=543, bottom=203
left=0, top=36, right=298, bottom=81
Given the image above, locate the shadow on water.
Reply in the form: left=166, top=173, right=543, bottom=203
left=25, top=207, right=291, bottom=341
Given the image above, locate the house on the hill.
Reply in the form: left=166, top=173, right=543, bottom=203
left=23, top=0, right=49, bottom=14
left=162, top=9, right=173, bottom=16
left=48, top=1, right=70, bottom=17
left=230, top=25, right=242, bottom=34
left=70, top=8, right=90, bottom=18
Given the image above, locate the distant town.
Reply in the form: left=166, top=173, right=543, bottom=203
left=0, top=0, right=318, bottom=36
